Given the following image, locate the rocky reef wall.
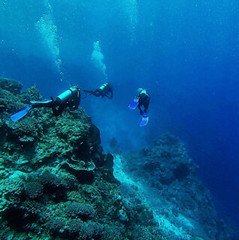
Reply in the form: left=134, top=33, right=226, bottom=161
left=0, top=78, right=163, bottom=240
left=0, top=78, right=234, bottom=240
left=116, top=134, right=233, bottom=240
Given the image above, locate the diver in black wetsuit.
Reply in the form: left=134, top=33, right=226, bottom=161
left=10, top=86, right=81, bottom=122
left=83, top=83, right=113, bottom=99
left=30, top=86, right=81, bottom=116
left=137, top=88, right=150, bottom=117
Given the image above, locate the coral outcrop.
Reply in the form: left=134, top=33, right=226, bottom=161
left=0, top=78, right=233, bottom=240
left=117, top=134, right=233, bottom=240
left=0, top=78, right=163, bottom=240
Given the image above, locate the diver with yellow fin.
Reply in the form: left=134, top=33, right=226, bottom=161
left=10, top=86, right=80, bottom=122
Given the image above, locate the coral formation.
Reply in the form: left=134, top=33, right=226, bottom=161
left=118, top=134, right=233, bottom=240
left=0, top=78, right=163, bottom=240
left=0, top=78, right=233, bottom=239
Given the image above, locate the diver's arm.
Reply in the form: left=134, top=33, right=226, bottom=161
left=105, top=91, right=113, bottom=99
left=93, top=89, right=102, bottom=97
left=83, top=89, right=101, bottom=97
left=144, top=97, right=150, bottom=112
left=83, top=90, right=94, bottom=94
left=108, top=90, right=113, bottom=99
left=69, top=98, right=80, bottom=110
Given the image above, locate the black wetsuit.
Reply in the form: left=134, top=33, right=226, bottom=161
left=30, top=87, right=81, bottom=116
left=138, top=92, right=150, bottom=116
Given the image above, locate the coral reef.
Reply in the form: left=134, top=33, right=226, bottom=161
left=117, top=134, right=233, bottom=240
left=0, top=78, right=163, bottom=240
left=0, top=78, right=233, bottom=239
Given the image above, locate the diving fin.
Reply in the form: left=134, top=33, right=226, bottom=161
left=10, top=105, right=32, bottom=122
left=128, top=98, right=139, bottom=110
left=140, top=116, right=149, bottom=127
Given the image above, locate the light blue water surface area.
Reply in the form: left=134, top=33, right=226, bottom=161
left=0, top=0, right=239, bottom=236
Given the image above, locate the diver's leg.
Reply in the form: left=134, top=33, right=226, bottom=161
left=138, top=105, right=143, bottom=116
left=30, top=99, right=54, bottom=108
left=92, top=90, right=102, bottom=97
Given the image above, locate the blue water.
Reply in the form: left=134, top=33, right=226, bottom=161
left=0, top=0, right=239, bottom=231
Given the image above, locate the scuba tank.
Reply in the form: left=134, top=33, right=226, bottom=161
left=99, top=83, right=108, bottom=90
left=55, top=86, right=79, bottom=104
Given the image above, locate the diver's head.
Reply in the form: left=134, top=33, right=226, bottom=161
left=137, top=88, right=144, bottom=94
left=137, top=88, right=143, bottom=93
left=70, top=85, right=79, bottom=92
left=137, top=88, right=148, bottom=96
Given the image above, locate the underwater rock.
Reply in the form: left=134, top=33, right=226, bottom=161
left=118, top=207, right=129, bottom=223
left=119, top=133, right=233, bottom=240
left=173, top=162, right=191, bottom=180
left=20, top=85, right=41, bottom=103
left=0, top=77, right=22, bottom=94
left=65, top=201, right=96, bottom=220
left=0, top=79, right=163, bottom=240
left=23, top=181, right=43, bottom=200
left=0, top=88, right=24, bottom=113
left=62, top=160, right=96, bottom=184
left=43, top=217, right=66, bottom=236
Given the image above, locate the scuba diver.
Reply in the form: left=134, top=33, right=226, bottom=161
left=137, top=88, right=150, bottom=117
left=128, top=88, right=150, bottom=127
left=83, top=83, right=113, bottom=99
left=10, top=86, right=81, bottom=122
